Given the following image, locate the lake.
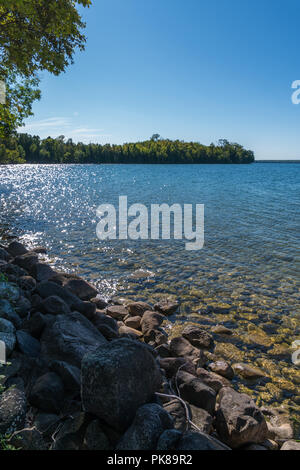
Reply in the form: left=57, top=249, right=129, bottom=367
left=0, top=163, right=299, bottom=413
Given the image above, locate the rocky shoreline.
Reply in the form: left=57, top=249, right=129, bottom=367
left=0, top=240, right=299, bottom=451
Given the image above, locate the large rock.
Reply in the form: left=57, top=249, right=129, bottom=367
left=31, top=262, right=56, bottom=282
left=50, top=360, right=81, bottom=392
left=157, top=429, right=182, bottom=450
left=125, top=316, right=141, bottom=330
left=22, top=312, right=48, bottom=339
left=7, top=241, right=28, bottom=257
left=215, top=387, right=268, bottom=448
left=13, top=252, right=39, bottom=272
left=41, top=311, right=107, bottom=368
left=29, top=372, right=64, bottom=413
left=116, top=404, right=173, bottom=450
left=154, top=300, right=179, bottom=316
left=141, top=311, right=165, bottom=333
left=0, top=281, right=20, bottom=301
left=0, top=299, right=22, bottom=328
left=208, top=361, right=234, bottom=380
left=16, top=330, right=41, bottom=357
left=127, top=301, right=152, bottom=317
left=196, top=367, right=231, bottom=392
left=36, top=281, right=80, bottom=308
left=189, top=405, right=213, bottom=434
left=83, top=420, right=111, bottom=450
left=106, top=305, right=128, bottom=321
left=17, top=275, right=36, bottom=293
left=176, top=431, right=231, bottom=450
left=175, top=371, right=216, bottom=415
left=163, top=400, right=188, bottom=432
left=232, top=363, right=266, bottom=380
left=281, top=440, right=300, bottom=450
left=159, top=357, right=196, bottom=379
left=0, top=247, right=10, bottom=261
left=40, top=295, right=70, bottom=315
left=0, top=385, right=27, bottom=434
left=81, top=338, right=162, bottom=431
left=50, top=273, right=98, bottom=301
left=182, top=325, right=214, bottom=349
left=169, top=336, right=206, bottom=367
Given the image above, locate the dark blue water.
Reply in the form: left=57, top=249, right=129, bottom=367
left=0, top=163, right=299, bottom=410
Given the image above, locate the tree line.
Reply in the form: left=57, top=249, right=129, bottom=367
left=0, top=134, right=255, bottom=164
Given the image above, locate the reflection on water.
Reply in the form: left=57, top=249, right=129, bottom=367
left=0, top=163, right=299, bottom=419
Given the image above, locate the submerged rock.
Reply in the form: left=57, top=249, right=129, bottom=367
left=81, top=338, right=162, bottom=431
left=215, top=387, right=268, bottom=448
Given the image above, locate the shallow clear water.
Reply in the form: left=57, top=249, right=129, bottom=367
left=0, top=163, right=299, bottom=415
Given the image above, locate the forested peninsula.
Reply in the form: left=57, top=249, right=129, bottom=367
left=0, top=134, right=254, bottom=164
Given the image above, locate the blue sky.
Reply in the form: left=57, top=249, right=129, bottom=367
left=21, top=0, right=300, bottom=159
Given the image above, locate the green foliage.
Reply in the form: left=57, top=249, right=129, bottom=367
left=0, top=0, right=91, bottom=137
left=0, top=273, right=9, bottom=282
left=0, top=133, right=255, bottom=164
left=0, top=434, right=19, bottom=451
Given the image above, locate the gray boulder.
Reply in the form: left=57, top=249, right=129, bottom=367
left=16, top=330, right=41, bottom=357
left=7, top=241, right=28, bottom=257
left=141, top=311, right=165, bottom=333
left=127, top=301, right=152, bottom=317
left=154, top=300, right=179, bottom=316
left=51, top=360, right=81, bottom=392
left=31, top=263, right=56, bottom=282
left=0, top=385, right=27, bottom=434
left=208, top=360, right=234, bottom=380
left=196, top=367, right=231, bottom=392
left=41, top=311, right=107, bottom=368
left=215, top=387, right=268, bottom=448
left=83, top=420, right=111, bottom=450
left=29, top=372, right=64, bottom=413
left=175, top=371, right=216, bottom=415
left=281, top=440, right=300, bottom=450
left=0, top=299, right=21, bottom=328
left=169, top=336, right=206, bottom=367
left=40, top=295, right=70, bottom=315
left=116, top=403, right=173, bottom=450
left=182, top=325, right=214, bottom=349
left=81, top=338, right=162, bottom=431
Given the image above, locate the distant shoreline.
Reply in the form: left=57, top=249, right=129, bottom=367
left=255, top=160, right=300, bottom=163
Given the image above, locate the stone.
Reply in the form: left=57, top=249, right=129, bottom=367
left=41, top=295, right=70, bottom=315
left=22, top=312, right=47, bottom=339
left=14, top=252, right=39, bottom=272
left=73, top=300, right=97, bottom=320
left=232, top=363, right=266, bottom=380
left=49, top=412, right=87, bottom=450
left=212, top=325, right=233, bottom=335
left=106, top=305, right=128, bottom=320
left=9, top=427, right=47, bottom=450
left=156, top=343, right=171, bottom=358
left=280, top=440, right=300, bottom=450
left=175, top=371, right=216, bottom=415
left=31, top=263, right=56, bottom=282
left=156, top=429, right=182, bottom=450
left=36, top=281, right=80, bottom=308
left=63, top=277, right=98, bottom=301
left=143, top=328, right=168, bottom=347
left=189, top=405, right=213, bottom=434
left=215, top=387, right=268, bottom=448
left=127, top=301, right=152, bottom=317
left=34, top=413, right=61, bottom=438
left=116, top=404, right=173, bottom=450
left=51, top=360, right=81, bottom=392
left=90, top=297, right=108, bottom=309
left=0, top=281, right=20, bottom=301
left=83, top=420, right=111, bottom=450
left=32, top=246, right=47, bottom=254
left=93, top=310, right=118, bottom=331
left=0, top=386, right=27, bottom=434
left=154, top=300, right=179, bottom=316
left=0, top=247, right=10, bottom=261
left=208, top=361, right=234, bottom=380
left=119, top=324, right=143, bottom=338
left=163, top=400, right=188, bottom=432
left=14, top=295, right=31, bottom=318
left=97, top=324, right=119, bottom=341
left=81, top=338, right=162, bottom=431
left=7, top=241, right=28, bottom=257
left=169, top=336, right=206, bottom=367
left=0, top=317, right=15, bottom=334
left=159, top=357, right=196, bottom=379
left=125, top=316, right=141, bottom=329
left=41, top=311, right=107, bottom=368
left=0, top=299, right=21, bottom=328
left=0, top=332, right=16, bottom=356
left=29, top=372, right=65, bottom=413
left=141, top=311, right=165, bottom=333
left=182, top=325, right=214, bottom=349
left=16, top=330, right=41, bottom=357
left=263, top=407, right=294, bottom=442
left=176, top=431, right=231, bottom=450
left=196, top=367, right=231, bottom=392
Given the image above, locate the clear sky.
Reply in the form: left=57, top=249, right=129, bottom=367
left=21, top=0, right=300, bottom=160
